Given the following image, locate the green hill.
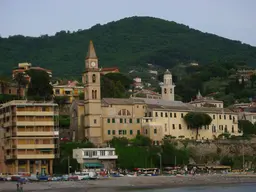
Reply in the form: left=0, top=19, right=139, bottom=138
left=1, top=16, right=256, bottom=77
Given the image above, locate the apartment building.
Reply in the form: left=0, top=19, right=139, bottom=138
left=0, top=100, right=59, bottom=175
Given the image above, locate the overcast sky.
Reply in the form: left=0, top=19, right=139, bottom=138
left=0, top=0, right=255, bottom=46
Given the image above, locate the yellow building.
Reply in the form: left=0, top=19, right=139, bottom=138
left=0, top=100, right=59, bottom=175
left=53, top=84, right=84, bottom=103
left=69, top=41, right=241, bottom=145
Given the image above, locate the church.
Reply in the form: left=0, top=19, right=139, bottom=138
left=69, top=41, right=241, bottom=145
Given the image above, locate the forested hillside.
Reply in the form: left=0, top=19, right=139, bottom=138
left=1, top=16, right=256, bottom=77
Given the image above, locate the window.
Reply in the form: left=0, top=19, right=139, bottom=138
left=118, top=109, right=131, bottom=116
left=181, top=113, right=184, bottom=118
left=213, top=115, right=215, bottom=119
left=55, top=89, right=60, bottom=94
left=94, top=119, right=97, bottom=124
left=100, top=151, right=105, bottom=156
left=172, top=124, right=175, bottom=129
left=219, top=115, right=221, bottom=119
left=179, top=124, right=182, bottom=129
left=170, top=113, right=172, bottom=118
left=165, top=113, right=168, bottom=117
left=107, top=118, right=110, bottom=123
left=107, top=130, right=111, bottom=135
left=149, top=112, right=152, bottom=117
left=164, top=88, right=167, bottom=94
left=137, top=130, right=140, bottom=135
left=155, top=112, right=158, bottom=117
left=136, top=119, right=140, bottom=123
left=224, top=115, right=226, bottom=120
left=123, top=130, right=127, bottom=135
left=154, top=128, right=157, bottom=134
left=120, top=118, right=123, bottom=123
left=160, top=112, right=163, bottom=117
left=229, top=115, right=232, bottom=120
left=224, top=125, right=227, bottom=132
left=124, top=119, right=127, bottom=123
left=92, top=74, right=96, bottom=83
left=92, top=90, right=97, bottom=99
left=174, top=113, right=176, bottom=118
left=129, top=119, right=132, bottom=123
left=232, top=125, right=234, bottom=133
left=119, top=130, right=122, bottom=135
left=145, top=129, right=148, bottom=134
left=130, top=130, right=133, bottom=135
left=112, top=130, right=115, bottom=135
left=112, top=118, right=115, bottom=123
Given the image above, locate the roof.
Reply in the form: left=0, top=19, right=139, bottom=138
left=86, top=40, right=97, bottom=59
left=190, top=98, right=223, bottom=104
left=164, top=69, right=171, bottom=75
left=101, top=67, right=119, bottom=72
left=102, top=98, right=145, bottom=105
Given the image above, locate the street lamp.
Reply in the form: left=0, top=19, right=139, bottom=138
left=157, top=153, right=162, bottom=175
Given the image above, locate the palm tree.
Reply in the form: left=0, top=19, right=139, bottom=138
left=13, top=72, right=28, bottom=99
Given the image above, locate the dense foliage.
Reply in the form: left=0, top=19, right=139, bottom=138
left=238, top=120, right=256, bottom=135
left=1, top=16, right=256, bottom=78
left=109, top=136, right=189, bottom=169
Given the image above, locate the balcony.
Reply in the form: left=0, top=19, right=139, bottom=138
left=16, top=131, right=59, bottom=137
left=16, top=154, right=55, bottom=159
left=16, top=121, right=54, bottom=126
left=16, top=111, right=55, bottom=116
left=16, top=144, right=56, bottom=149
left=83, top=154, right=118, bottom=160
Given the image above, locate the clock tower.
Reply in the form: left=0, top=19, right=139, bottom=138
left=83, top=40, right=102, bottom=145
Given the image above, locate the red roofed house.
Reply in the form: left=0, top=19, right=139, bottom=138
left=12, top=62, right=52, bottom=82
left=100, top=67, right=119, bottom=75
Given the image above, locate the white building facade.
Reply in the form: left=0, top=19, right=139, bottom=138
left=73, top=148, right=118, bottom=170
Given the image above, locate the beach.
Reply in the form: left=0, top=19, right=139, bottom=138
left=1, top=174, right=256, bottom=192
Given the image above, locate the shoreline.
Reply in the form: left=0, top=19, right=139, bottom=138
left=1, top=174, right=256, bottom=192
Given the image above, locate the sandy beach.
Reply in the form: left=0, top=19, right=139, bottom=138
left=1, top=174, right=256, bottom=192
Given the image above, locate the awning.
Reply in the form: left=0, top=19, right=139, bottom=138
left=84, top=163, right=104, bottom=168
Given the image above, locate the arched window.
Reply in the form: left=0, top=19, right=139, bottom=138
left=95, top=90, right=97, bottom=99
left=118, top=109, right=131, bottom=116
left=92, top=74, right=96, bottom=83
left=92, top=90, right=95, bottom=99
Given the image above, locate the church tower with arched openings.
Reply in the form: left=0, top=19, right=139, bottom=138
left=83, top=40, right=102, bottom=144
left=161, top=69, right=175, bottom=101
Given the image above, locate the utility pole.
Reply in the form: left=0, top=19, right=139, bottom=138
left=68, top=156, right=70, bottom=175
left=157, top=153, right=162, bottom=175
left=242, top=143, right=245, bottom=171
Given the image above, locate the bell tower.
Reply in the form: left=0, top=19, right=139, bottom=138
left=161, top=69, right=175, bottom=101
left=83, top=40, right=102, bottom=144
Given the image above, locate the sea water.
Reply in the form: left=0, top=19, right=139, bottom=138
left=132, top=184, right=256, bottom=192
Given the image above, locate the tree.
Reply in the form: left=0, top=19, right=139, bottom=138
left=184, top=112, right=212, bottom=140
left=238, top=120, right=256, bottom=135
left=26, top=69, right=53, bottom=100
left=0, top=76, right=10, bottom=95
left=13, top=72, right=28, bottom=99
left=54, top=96, right=69, bottom=106
left=131, top=135, right=152, bottom=147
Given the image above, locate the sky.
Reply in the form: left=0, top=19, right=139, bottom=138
left=0, top=0, right=255, bottom=46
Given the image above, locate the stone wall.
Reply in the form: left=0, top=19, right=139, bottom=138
left=174, top=137, right=256, bottom=168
